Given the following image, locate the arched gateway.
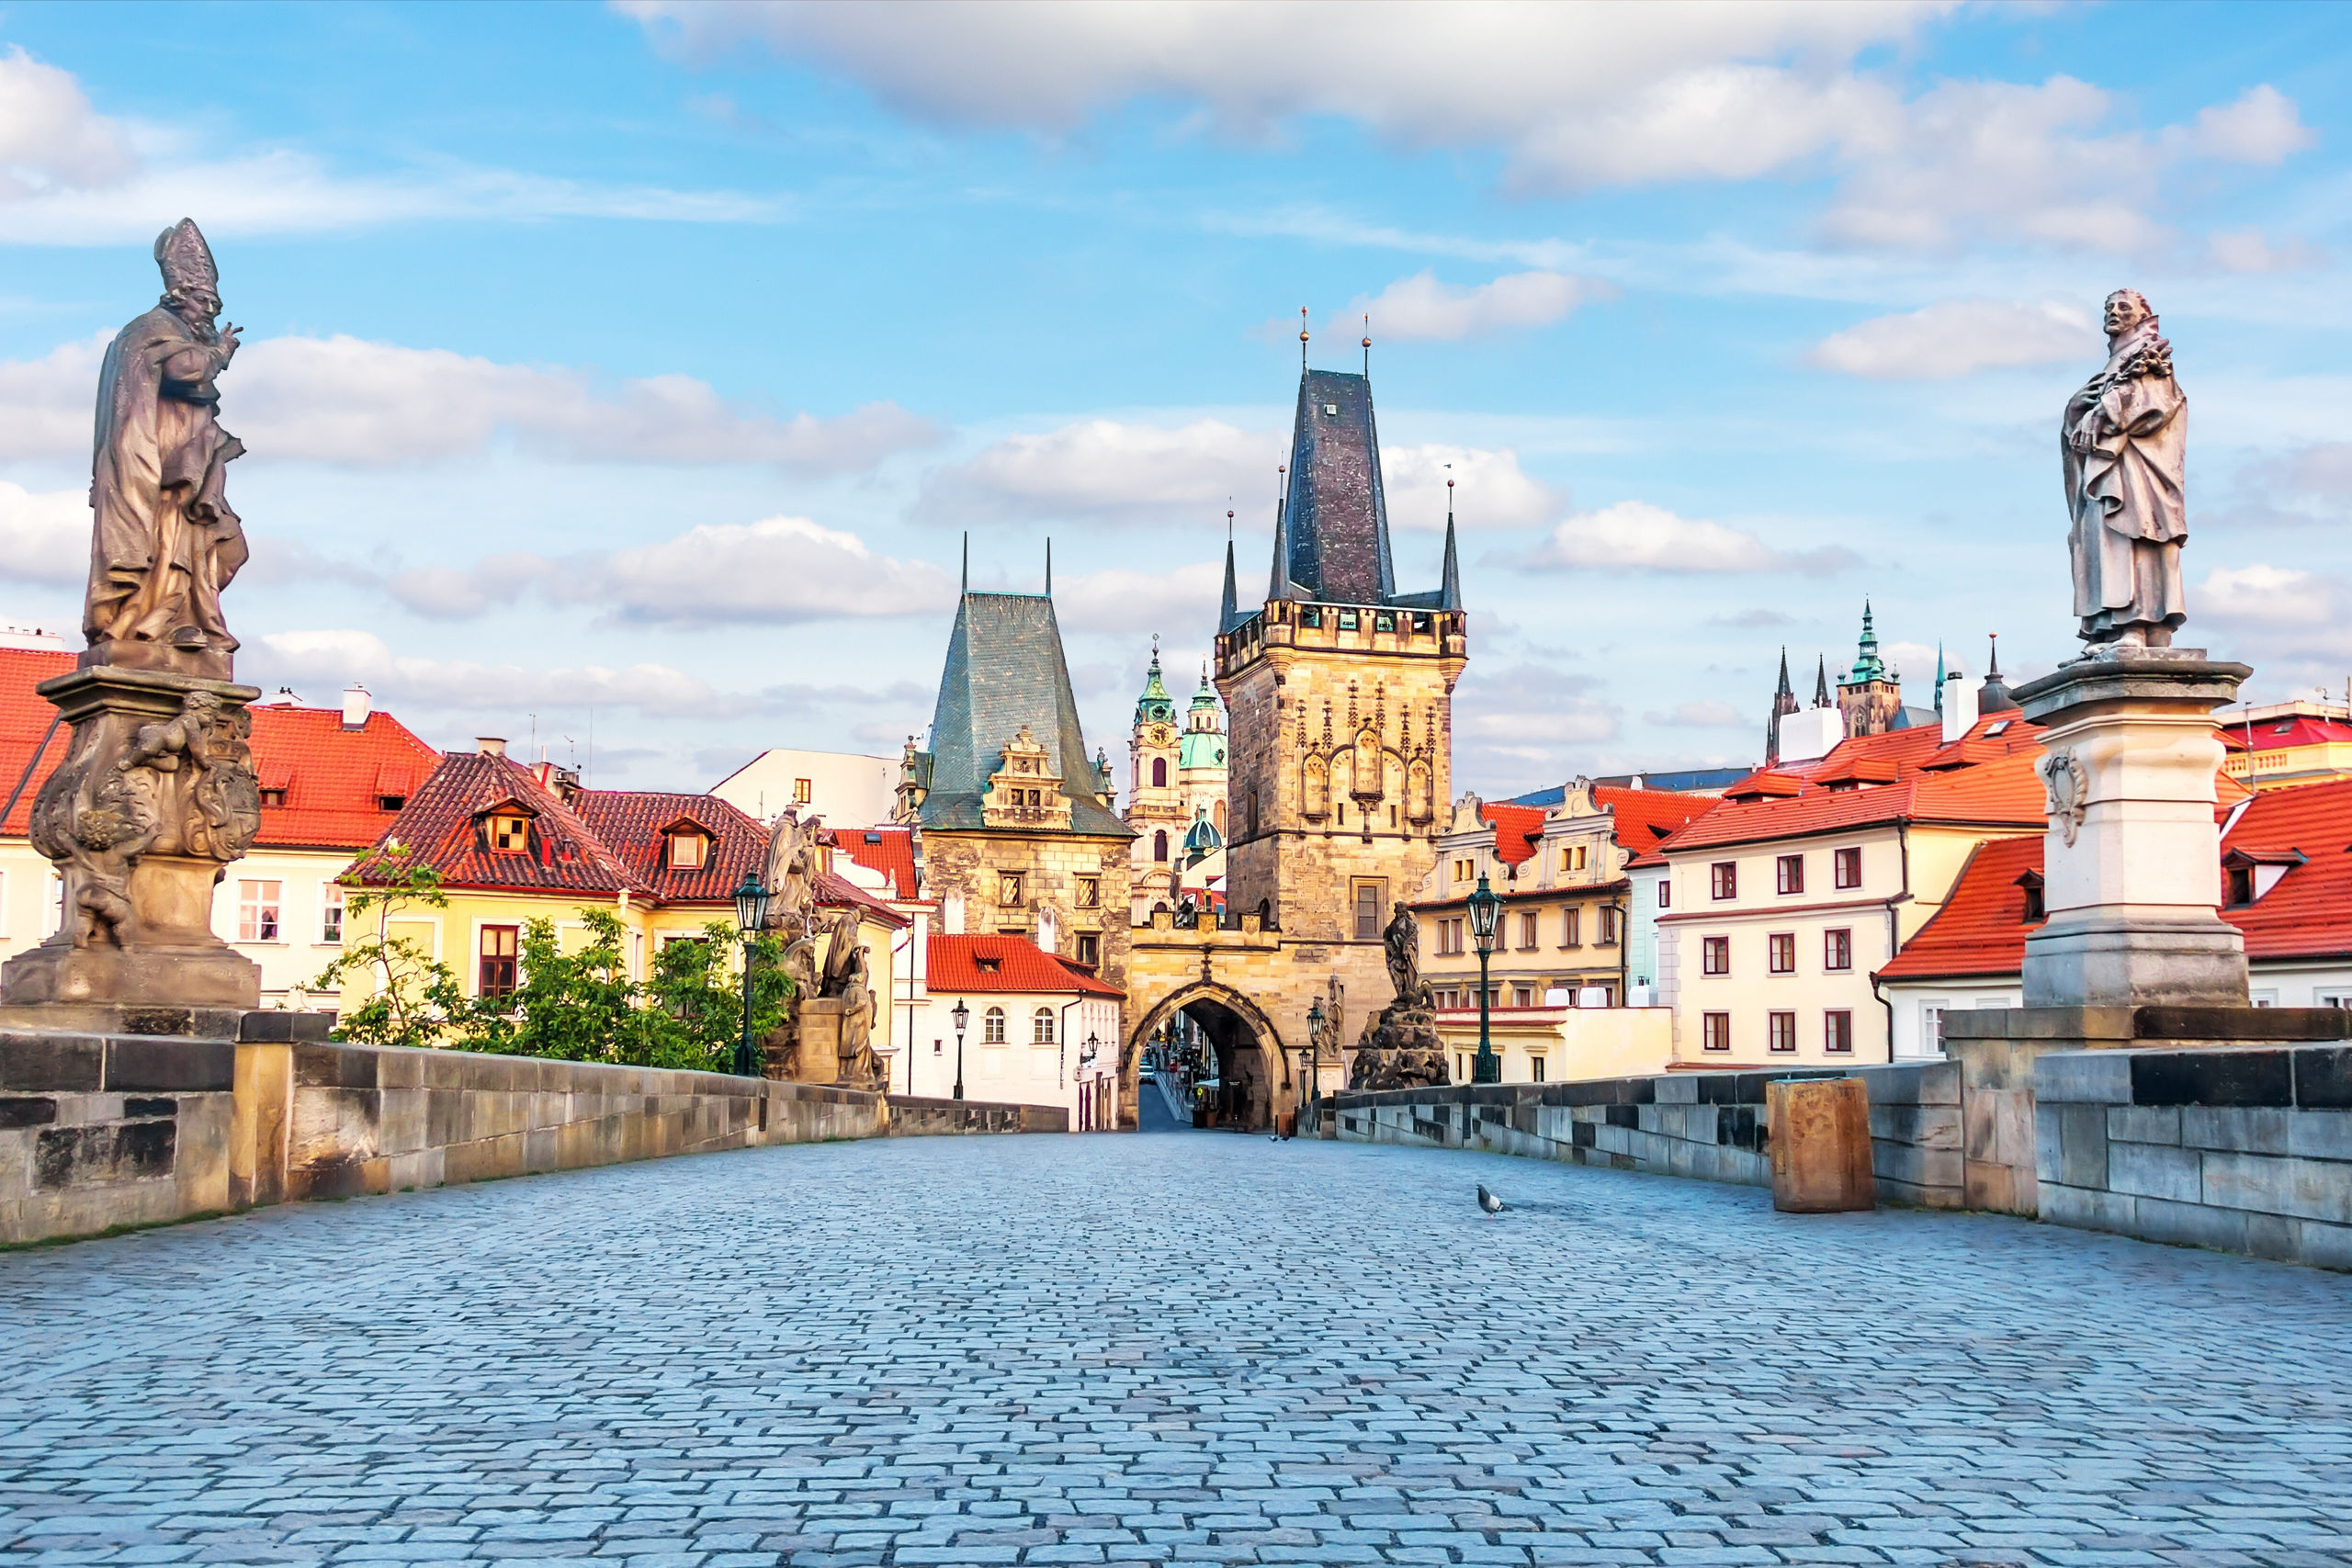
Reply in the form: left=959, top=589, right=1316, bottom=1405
left=1125, top=976, right=1285, bottom=1131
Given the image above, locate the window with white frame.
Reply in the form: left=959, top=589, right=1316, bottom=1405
left=320, top=882, right=345, bottom=943
left=984, top=1006, right=1007, bottom=1043
left=238, top=880, right=283, bottom=942
left=1033, top=1007, right=1055, bottom=1043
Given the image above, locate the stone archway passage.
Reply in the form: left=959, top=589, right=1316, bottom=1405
left=1125, top=982, right=1284, bottom=1134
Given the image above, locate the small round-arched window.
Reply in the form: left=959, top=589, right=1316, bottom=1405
left=984, top=1006, right=1006, bottom=1043
left=1151, top=757, right=1168, bottom=788
left=1033, top=1008, right=1054, bottom=1043
left=1153, top=829, right=1169, bottom=862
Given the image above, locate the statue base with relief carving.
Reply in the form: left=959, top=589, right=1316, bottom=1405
left=0, top=666, right=264, bottom=1022
left=2012, top=646, right=2251, bottom=1010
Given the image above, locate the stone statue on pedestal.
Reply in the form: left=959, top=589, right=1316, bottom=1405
left=2064, top=289, right=2188, bottom=649
left=1347, top=901, right=1449, bottom=1091
left=88, top=220, right=251, bottom=679
left=0, top=219, right=266, bottom=1026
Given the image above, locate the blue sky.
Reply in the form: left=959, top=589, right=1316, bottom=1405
left=1, top=2, right=2348, bottom=795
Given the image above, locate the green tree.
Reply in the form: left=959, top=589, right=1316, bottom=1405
left=310, top=848, right=468, bottom=1049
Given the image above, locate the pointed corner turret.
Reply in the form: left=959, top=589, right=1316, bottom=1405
left=1437, top=498, right=1462, bottom=612
left=1219, top=534, right=1240, bottom=632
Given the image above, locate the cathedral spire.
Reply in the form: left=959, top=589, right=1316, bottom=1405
left=1814, top=654, right=1831, bottom=707
left=1219, top=530, right=1239, bottom=632
left=1932, top=640, right=1946, bottom=715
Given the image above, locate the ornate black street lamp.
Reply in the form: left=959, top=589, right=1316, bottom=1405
left=1305, top=996, right=1324, bottom=1118
left=951, top=998, right=970, bottom=1100
left=1467, top=873, right=1502, bottom=1085
left=731, top=870, right=771, bottom=1077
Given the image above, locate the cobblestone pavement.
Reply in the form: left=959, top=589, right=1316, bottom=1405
left=5, top=1129, right=2351, bottom=1567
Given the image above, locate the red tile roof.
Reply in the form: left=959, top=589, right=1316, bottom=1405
left=1480, top=802, right=1545, bottom=867
left=1878, top=775, right=2352, bottom=980
left=1664, top=749, right=2049, bottom=854
left=2221, top=715, right=2352, bottom=752
left=1595, top=785, right=1713, bottom=868
left=356, top=750, right=909, bottom=924
left=835, top=824, right=918, bottom=900
left=1873, top=837, right=2045, bottom=981
left=927, top=933, right=1122, bottom=998
left=2219, top=777, right=2352, bottom=962
left=0, top=649, right=439, bottom=851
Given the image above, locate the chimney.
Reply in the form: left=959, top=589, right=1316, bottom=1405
left=1941, top=670, right=1979, bottom=743
left=1776, top=707, right=1842, bottom=765
left=341, top=683, right=370, bottom=728
left=478, top=737, right=507, bottom=757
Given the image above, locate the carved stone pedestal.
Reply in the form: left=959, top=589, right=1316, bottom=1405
left=0, top=666, right=262, bottom=1031
left=1347, top=997, right=1450, bottom=1091
left=2013, top=647, right=2251, bottom=1008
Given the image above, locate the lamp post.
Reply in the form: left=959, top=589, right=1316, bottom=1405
left=1306, top=997, right=1324, bottom=1118
left=951, top=998, right=970, bottom=1101
left=1467, top=874, right=1502, bottom=1085
left=730, top=870, right=771, bottom=1077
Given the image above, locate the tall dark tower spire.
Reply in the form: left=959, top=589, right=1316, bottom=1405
left=1218, top=510, right=1239, bottom=633
left=1767, top=647, right=1799, bottom=766
left=1436, top=479, right=1462, bottom=611
left=1814, top=655, right=1832, bottom=707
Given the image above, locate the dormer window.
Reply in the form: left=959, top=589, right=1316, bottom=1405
left=378, top=794, right=406, bottom=811
left=668, top=832, right=707, bottom=871
left=2018, top=870, right=2046, bottom=923
left=2227, top=865, right=2254, bottom=908
left=258, top=787, right=288, bottom=807
left=489, top=813, right=530, bottom=852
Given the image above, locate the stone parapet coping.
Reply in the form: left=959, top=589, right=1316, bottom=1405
left=1942, top=1004, right=2352, bottom=1044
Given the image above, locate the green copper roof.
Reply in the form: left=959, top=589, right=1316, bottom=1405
left=917, top=590, right=1129, bottom=837
left=1839, top=599, right=1890, bottom=686
left=1188, top=668, right=1218, bottom=710
left=1135, top=648, right=1175, bottom=725
left=1179, top=729, right=1227, bottom=770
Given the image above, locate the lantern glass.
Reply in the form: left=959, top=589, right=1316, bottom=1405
left=1466, top=874, right=1502, bottom=954
left=952, top=998, right=970, bottom=1035
left=733, top=871, right=769, bottom=934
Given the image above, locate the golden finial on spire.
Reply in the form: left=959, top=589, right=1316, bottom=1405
left=1299, top=305, right=1309, bottom=370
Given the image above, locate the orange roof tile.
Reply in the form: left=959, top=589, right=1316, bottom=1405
left=928, top=933, right=1121, bottom=998
left=1664, top=750, right=2049, bottom=855
left=1593, top=784, right=1713, bottom=868
left=1480, top=802, right=1545, bottom=867
left=0, top=649, right=440, bottom=852
left=835, top=824, right=918, bottom=900
left=1878, top=775, right=2352, bottom=981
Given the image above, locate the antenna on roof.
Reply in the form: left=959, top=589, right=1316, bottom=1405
left=1227, top=506, right=1234, bottom=539
left=1299, top=306, right=1309, bottom=371
left=1363, top=314, right=1371, bottom=378
left=960, top=531, right=968, bottom=594
left=1045, top=536, right=1052, bottom=596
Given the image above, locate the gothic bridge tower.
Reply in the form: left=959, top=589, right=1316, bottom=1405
left=1216, top=365, right=1468, bottom=942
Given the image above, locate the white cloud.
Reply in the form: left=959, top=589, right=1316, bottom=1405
left=2201, top=564, right=2332, bottom=626
left=0, top=47, right=135, bottom=198
left=0, top=332, right=941, bottom=474
left=381, top=515, right=953, bottom=627
left=2177, top=84, right=2313, bottom=164
left=1651, top=700, right=1746, bottom=729
left=1054, top=560, right=1226, bottom=636
left=916, top=418, right=1274, bottom=529
left=1526, top=501, right=1857, bottom=575
left=0, top=47, right=774, bottom=244
left=2208, top=229, right=2324, bottom=274
left=1819, top=80, right=2314, bottom=255
left=0, top=481, right=88, bottom=586
left=1383, top=444, right=1555, bottom=532
left=622, top=1, right=1932, bottom=194
left=594, top=515, right=952, bottom=626
left=917, top=415, right=1549, bottom=532
left=252, top=629, right=750, bottom=719
left=1341, top=270, right=1607, bottom=342
left=623, top=6, right=2310, bottom=255
left=1807, top=299, right=2100, bottom=379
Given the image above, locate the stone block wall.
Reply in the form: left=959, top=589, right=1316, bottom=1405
left=0, top=1031, right=237, bottom=1246
left=888, top=1096, right=1069, bottom=1135
left=2036, top=1043, right=2352, bottom=1269
left=1326, top=1059, right=1962, bottom=1209
left=286, top=1043, right=888, bottom=1200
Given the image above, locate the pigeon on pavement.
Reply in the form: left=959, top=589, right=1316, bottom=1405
left=1476, top=1184, right=1506, bottom=1218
